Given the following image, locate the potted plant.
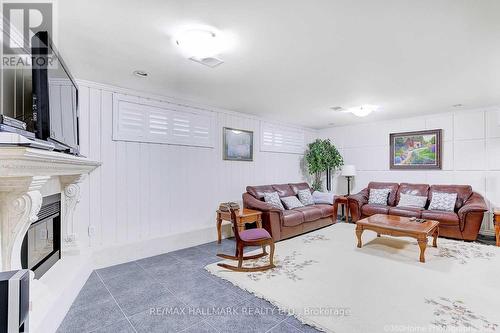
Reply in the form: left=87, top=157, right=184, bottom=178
left=304, top=139, right=344, bottom=191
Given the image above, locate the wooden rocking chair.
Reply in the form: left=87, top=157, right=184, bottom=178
left=216, top=208, right=275, bottom=272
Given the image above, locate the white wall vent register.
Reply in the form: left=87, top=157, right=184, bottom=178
left=260, top=121, right=305, bottom=154
left=112, top=93, right=215, bottom=148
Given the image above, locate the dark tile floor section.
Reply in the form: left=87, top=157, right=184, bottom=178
left=57, top=238, right=320, bottom=333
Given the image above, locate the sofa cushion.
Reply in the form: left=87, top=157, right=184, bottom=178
left=281, top=196, right=304, bottom=210
left=368, top=188, right=391, bottom=205
left=361, top=204, right=390, bottom=216
left=312, top=191, right=334, bottom=205
left=297, top=189, right=315, bottom=206
left=388, top=206, right=423, bottom=218
left=396, top=183, right=429, bottom=205
left=239, top=228, right=271, bottom=241
left=289, top=182, right=312, bottom=194
left=293, top=206, right=323, bottom=222
left=428, top=192, right=457, bottom=212
left=367, top=182, right=400, bottom=206
left=246, top=185, right=275, bottom=200
left=397, top=193, right=427, bottom=208
left=429, top=185, right=472, bottom=210
left=313, top=204, right=334, bottom=218
left=282, top=210, right=305, bottom=227
left=272, top=184, right=295, bottom=197
left=421, top=210, right=459, bottom=226
left=263, top=192, right=285, bottom=210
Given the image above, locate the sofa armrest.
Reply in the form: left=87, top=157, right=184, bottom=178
left=347, top=188, right=369, bottom=222
left=242, top=193, right=283, bottom=241
left=242, top=193, right=282, bottom=213
left=457, top=192, right=488, bottom=235
left=458, top=192, right=488, bottom=220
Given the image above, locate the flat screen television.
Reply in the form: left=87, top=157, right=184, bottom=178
left=32, top=31, right=79, bottom=154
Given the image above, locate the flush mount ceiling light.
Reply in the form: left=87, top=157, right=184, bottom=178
left=340, top=104, right=380, bottom=117
left=174, top=26, right=232, bottom=59
left=133, top=70, right=148, bottom=78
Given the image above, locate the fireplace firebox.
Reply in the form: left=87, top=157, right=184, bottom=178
left=21, top=194, right=61, bottom=279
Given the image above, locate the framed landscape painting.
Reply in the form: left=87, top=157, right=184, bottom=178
left=223, top=127, right=254, bottom=161
left=390, top=129, right=442, bottom=169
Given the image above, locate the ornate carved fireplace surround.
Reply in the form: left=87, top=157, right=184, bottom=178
left=0, top=147, right=100, bottom=273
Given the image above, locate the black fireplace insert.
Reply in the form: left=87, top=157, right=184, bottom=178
left=21, top=193, right=61, bottom=279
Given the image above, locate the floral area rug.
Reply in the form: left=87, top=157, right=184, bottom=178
left=205, top=223, right=500, bottom=333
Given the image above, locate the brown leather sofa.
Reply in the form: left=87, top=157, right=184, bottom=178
left=243, top=183, right=334, bottom=241
left=348, top=182, right=488, bottom=241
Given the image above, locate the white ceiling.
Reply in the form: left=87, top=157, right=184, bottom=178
left=58, top=0, right=500, bottom=128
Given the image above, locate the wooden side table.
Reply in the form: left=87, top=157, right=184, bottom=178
left=216, top=208, right=263, bottom=243
left=333, top=196, right=350, bottom=222
left=494, top=210, right=500, bottom=247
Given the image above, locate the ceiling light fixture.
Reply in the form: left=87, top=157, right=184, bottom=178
left=343, top=104, right=380, bottom=117
left=452, top=104, right=464, bottom=108
left=133, top=70, right=148, bottom=78
left=174, top=27, right=231, bottom=59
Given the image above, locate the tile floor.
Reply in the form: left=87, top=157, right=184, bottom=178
left=57, top=238, right=320, bottom=333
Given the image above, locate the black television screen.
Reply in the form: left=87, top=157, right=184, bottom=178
left=32, top=31, right=79, bottom=154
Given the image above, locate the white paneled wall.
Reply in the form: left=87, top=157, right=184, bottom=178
left=73, top=81, right=315, bottom=249
left=319, top=107, right=500, bottom=236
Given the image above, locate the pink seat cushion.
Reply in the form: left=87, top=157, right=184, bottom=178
left=239, top=228, right=272, bottom=241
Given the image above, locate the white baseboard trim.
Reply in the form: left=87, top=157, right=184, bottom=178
left=32, top=224, right=233, bottom=332
left=91, top=224, right=229, bottom=269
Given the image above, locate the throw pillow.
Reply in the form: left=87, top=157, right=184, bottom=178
left=297, top=189, right=315, bottom=206
left=281, top=196, right=305, bottom=210
left=368, top=188, right=391, bottom=205
left=428, top=192, right=457, bottom=211
left=263, top=192, right=285, bottom=210
left=312, top=191, right=334, bottom=205
left=397, top=193, right=427, bottom=208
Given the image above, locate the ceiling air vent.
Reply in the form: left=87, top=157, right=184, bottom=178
left=330, top=106, right=344, bottom=112
left=189, top=56, right=224, bottom=68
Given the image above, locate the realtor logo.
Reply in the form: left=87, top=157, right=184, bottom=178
left=2, top=2, right=52, bottom=54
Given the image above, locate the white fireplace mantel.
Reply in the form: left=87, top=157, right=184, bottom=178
left=0, top=146, right=100, bottom=272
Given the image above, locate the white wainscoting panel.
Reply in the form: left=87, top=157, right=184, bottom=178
left=319, top=107, right=500, bottom=236
left=73, top=81, right=315, bottom=249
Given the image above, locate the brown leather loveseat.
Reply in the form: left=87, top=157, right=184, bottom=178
left=348, top=182, right=488, bottom=241
left=243, top=183, right=334, bottom=241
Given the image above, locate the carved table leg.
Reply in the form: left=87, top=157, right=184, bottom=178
left=417, top=237, right=428, bottom=263
left=236, top=216, right=245, bottom=233
left=216, top=214, right=222, bottom=244
left=432, top=227, right=439, bottom=248
left=495, top=224, right=499, bottom=247
left=356, top=225, right=363, bottom=248
left=333, top=203, right=339, bottom=222
left=256, top=215, right=263, bottom=228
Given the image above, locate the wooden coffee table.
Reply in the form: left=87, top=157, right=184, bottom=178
left=355, top=214, right=440, bottom=263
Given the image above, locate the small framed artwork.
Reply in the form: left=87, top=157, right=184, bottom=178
left=390, top=129, right=442, bottom=169
left=223, top=127, right=254, bottom=161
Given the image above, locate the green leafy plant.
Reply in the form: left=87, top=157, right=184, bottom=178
left=304, top=139, right=344, bottom=191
